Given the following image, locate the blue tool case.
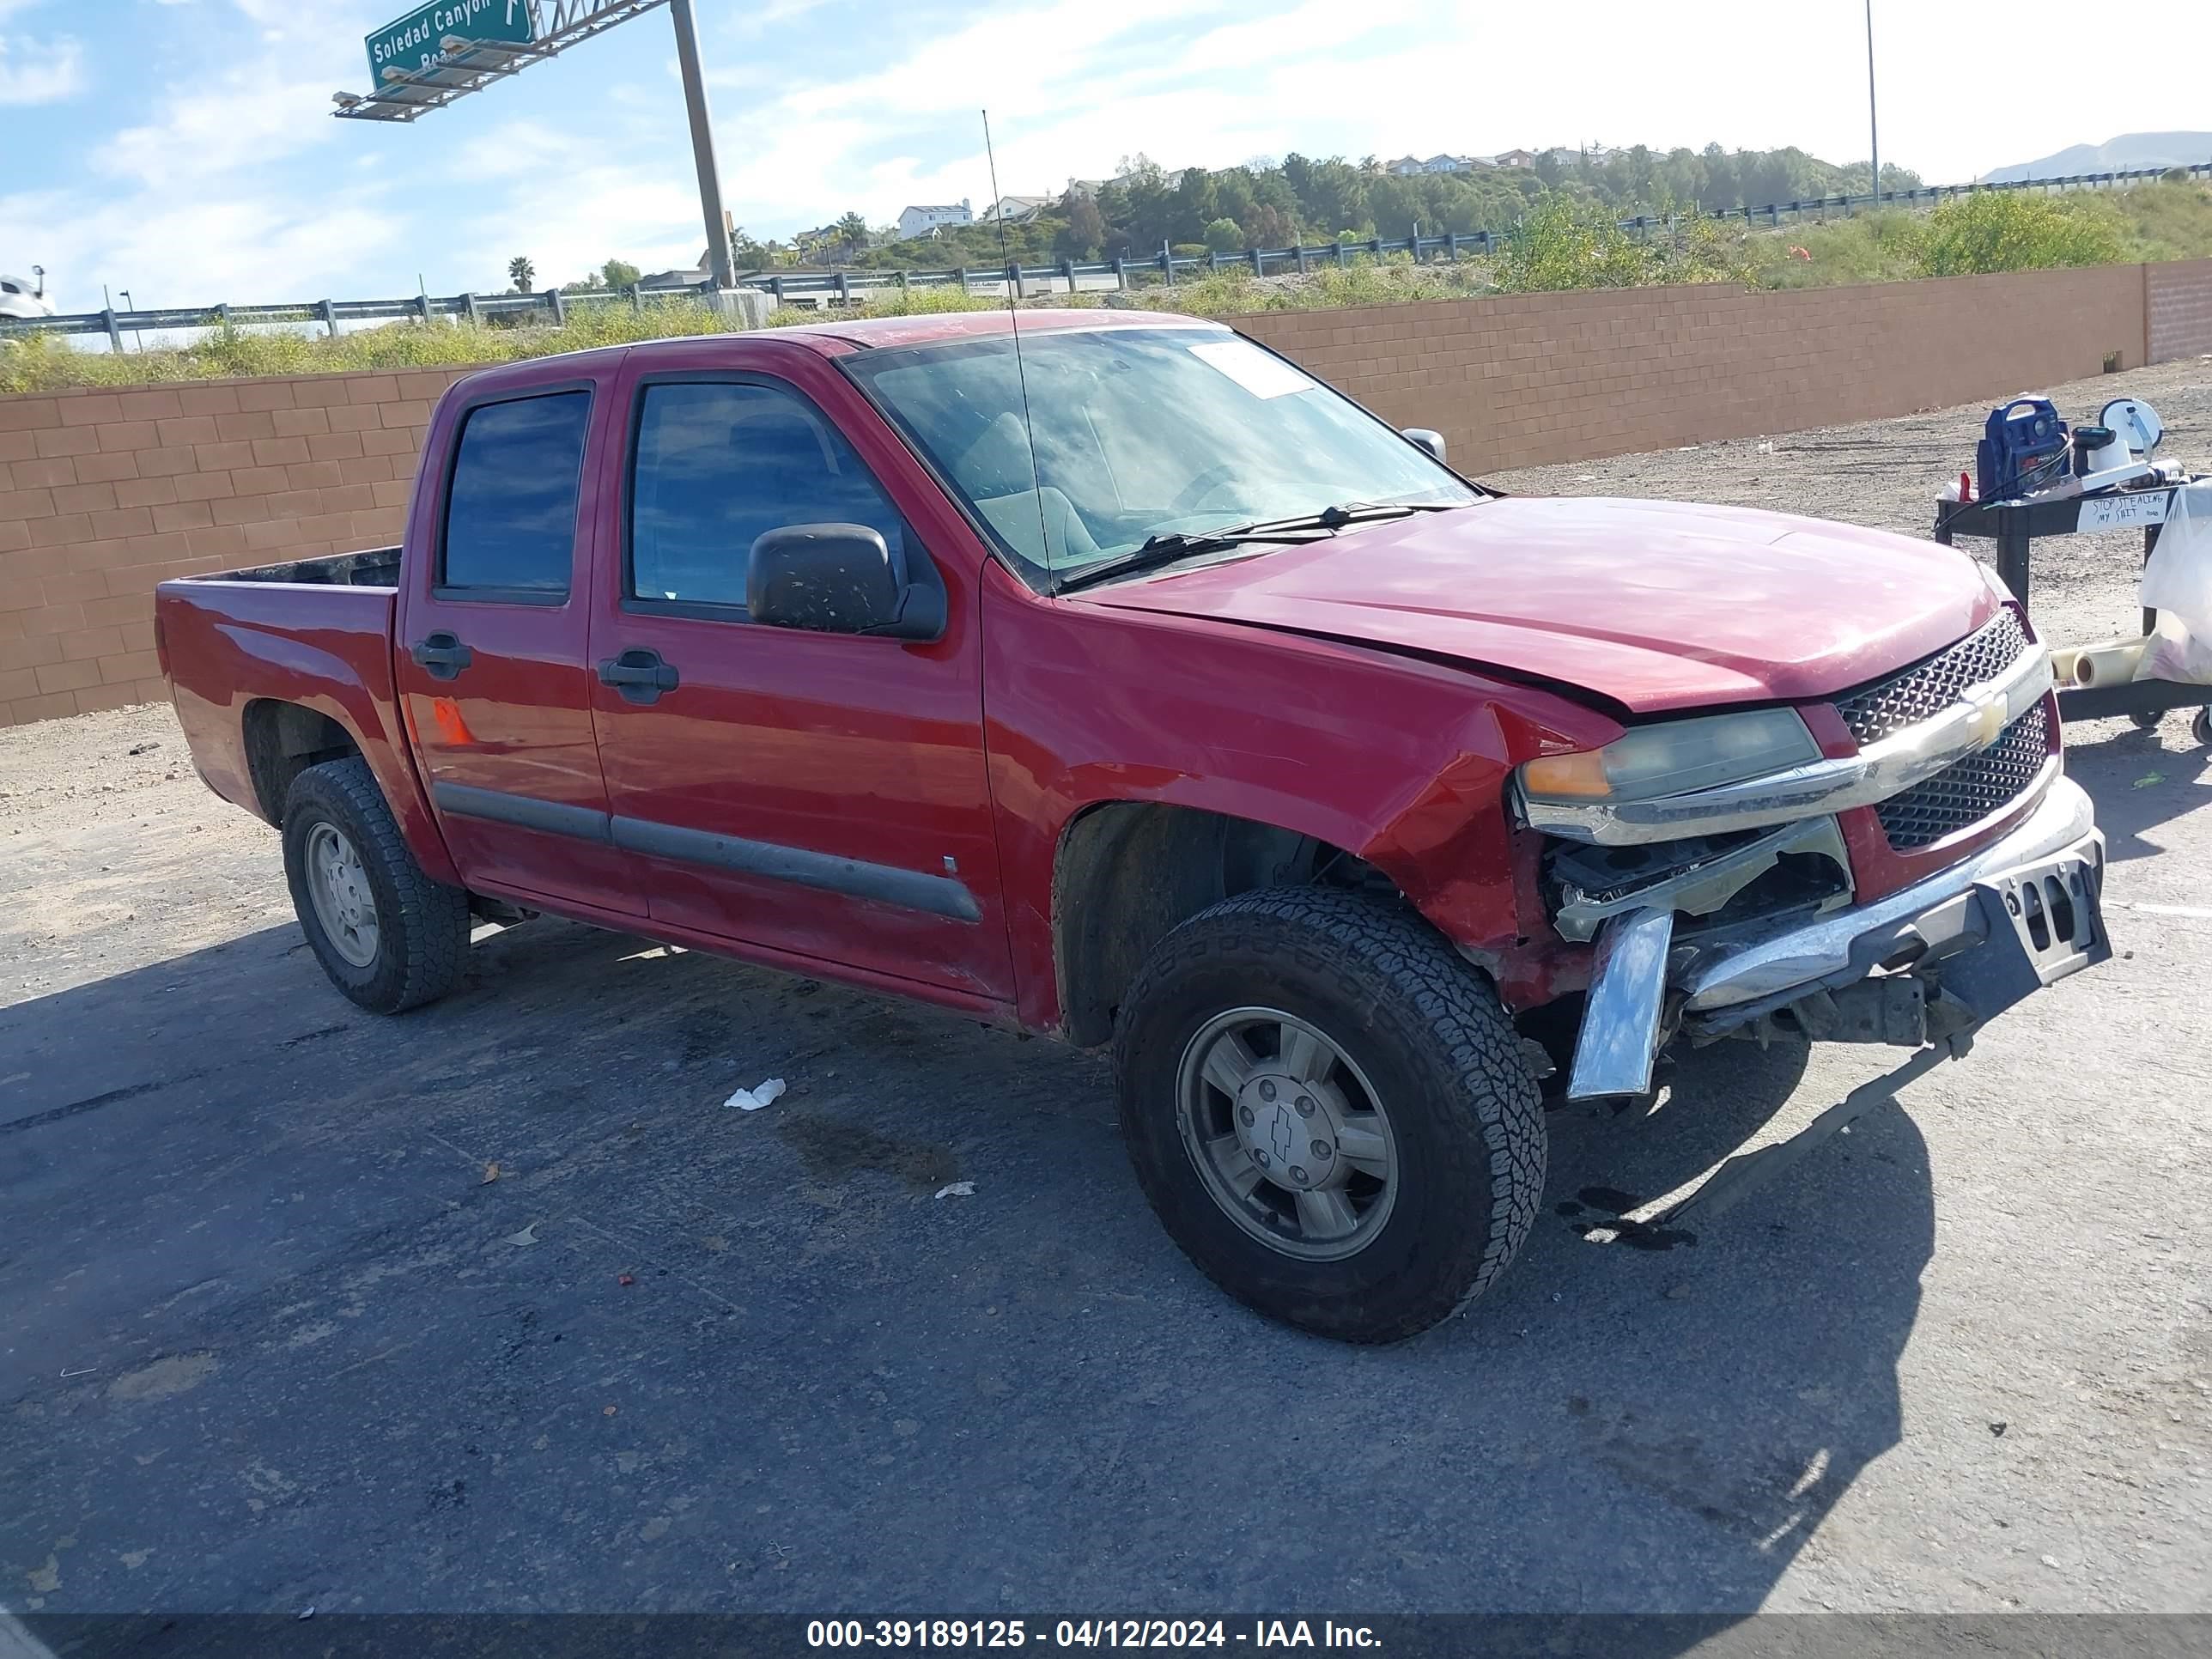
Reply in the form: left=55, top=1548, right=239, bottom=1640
left=1977, top=397, right=2070, bottom=501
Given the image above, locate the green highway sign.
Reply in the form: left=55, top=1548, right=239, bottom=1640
left=366, top=0, right=537, bottom=84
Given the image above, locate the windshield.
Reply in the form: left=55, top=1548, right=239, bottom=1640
left=842, top=325, right=1480, bottom=585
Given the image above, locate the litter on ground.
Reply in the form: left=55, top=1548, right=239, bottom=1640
left=935, top=1182, right=975, bottom=1199
left=725, top=1078, right=787, bottom=1111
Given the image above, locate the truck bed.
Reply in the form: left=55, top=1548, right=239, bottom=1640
left=154, top=556, right=443, bottom=865
left=198, top=546, right=403, bottom=588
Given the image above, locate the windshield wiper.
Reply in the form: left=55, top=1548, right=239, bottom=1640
left=1239, top=500, right=1462, bottom=534
left=1052, top=500, right=1467, bottom=594
left=1054, top=524, right=1305, bottom=592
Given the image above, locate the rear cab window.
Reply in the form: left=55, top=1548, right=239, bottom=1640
left=439, top=390, right=592, bottom=601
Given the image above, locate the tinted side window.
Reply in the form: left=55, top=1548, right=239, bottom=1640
left=629, top=381, right=906, bottom=611
left=441, top=391, right=592, bottom=594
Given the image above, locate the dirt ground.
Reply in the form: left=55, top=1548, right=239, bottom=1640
left=3, top=367, right=2209, bottom=1626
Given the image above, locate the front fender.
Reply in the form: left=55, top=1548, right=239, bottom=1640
left=980, top=567, right=1611, bottom=1029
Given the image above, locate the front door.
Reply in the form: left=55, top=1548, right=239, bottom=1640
left=395, top=378, right=643, bottom=915
left=586, top=366, right=1012, bottom=1000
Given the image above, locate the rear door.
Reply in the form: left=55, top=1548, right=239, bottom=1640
left=585, top=354, right=1012, bottom=1001
left=395, top=372, right=643, bottom=916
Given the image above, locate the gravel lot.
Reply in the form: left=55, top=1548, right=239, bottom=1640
left=3, top=362, right=2209, bottom=1629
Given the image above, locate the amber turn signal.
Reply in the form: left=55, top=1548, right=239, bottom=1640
left=1520, top=750, right=1612, bottom=798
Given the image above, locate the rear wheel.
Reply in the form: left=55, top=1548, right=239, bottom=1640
left=282, top=757, right=470, bottom=1014
left=1114, top=887, right=1546, bottom=1342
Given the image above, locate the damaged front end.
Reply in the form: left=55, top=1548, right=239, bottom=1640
left=1544, top=815, right=1856, bottom=1097
left=1511, top=610, right=2106, bottom=1099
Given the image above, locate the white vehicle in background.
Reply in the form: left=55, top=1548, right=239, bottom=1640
left=0, top=268, right=53, bottom=319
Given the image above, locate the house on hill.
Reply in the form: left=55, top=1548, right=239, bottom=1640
left=896, top=200, right=973, bottom=240
left=979, top=194, right=1052, bottom=225
left=1388, top=154, right=1485, bottom=176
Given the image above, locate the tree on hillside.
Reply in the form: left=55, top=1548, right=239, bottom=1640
left=1202, top=217, right=1243, bottom=254
left=1171, top=167, right=1217, bottom=246
left=729, top=226, right=781, bottom=268
left=834, top=211, right=871, bottom=257
left=1301, top=158, right=1370, bottom=239
left=1057, top=191, right=1108, bottom=260
left=600, top=258, right=641, bottom=290
left=507, top=255, right=535, bottom=293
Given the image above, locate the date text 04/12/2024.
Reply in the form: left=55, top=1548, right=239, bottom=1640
left=805, top=1621, right=1382, bottom=1649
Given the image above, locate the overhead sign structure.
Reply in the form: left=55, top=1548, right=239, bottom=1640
left=366, top=0, right=537, bottom=86
left=332, top=0, right=737, bottom=289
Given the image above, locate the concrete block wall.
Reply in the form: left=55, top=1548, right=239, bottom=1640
left=2148, top=258, right=2212, bottom=363
left=3, top=262, right=2209, bottom=728
left=1235, top=264, right=2154, bottom=474
left=0, top=368, right=470, bottom=728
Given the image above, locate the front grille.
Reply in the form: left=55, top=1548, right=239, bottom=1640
left=1876, top=703, right=2051, bottom=850
left=1837, top=608, right=2033, bottom=746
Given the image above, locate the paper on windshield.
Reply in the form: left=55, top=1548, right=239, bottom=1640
left=1186, top=338, right=1317, bottom=400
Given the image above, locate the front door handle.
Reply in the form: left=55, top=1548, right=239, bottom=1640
left=410, top=631, right=473, bottom=679
left=598, top=647, right=679, bottom=705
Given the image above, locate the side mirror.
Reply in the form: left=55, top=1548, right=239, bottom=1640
left=1402, top=428, right=1446, bottom=463
left=746, top=523, right=945, bottom=640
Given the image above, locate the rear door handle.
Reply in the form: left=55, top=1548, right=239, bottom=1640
left=598, top=647, right=679, bottom=705
left=410, top=632, right=473, bottom=679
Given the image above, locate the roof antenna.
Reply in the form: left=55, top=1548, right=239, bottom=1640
left=981, top=108, right=1054, bottom=571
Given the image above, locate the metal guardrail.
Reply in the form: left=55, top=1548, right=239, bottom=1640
left=9, top=160, right=2209, bottom=344
left=0, top=280, right=726, bottom=349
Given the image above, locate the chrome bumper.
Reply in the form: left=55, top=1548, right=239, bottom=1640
left=1566, top=775, right=2103, bottom=1097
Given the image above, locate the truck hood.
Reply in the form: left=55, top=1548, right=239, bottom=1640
left=1072, top=496, right=1998, bottom=714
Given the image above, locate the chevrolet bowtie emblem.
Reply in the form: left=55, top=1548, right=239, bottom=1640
left=1967, top=691, right=2009, bottom=746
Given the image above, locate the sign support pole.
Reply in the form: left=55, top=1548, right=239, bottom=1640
left=669, top=0, right=734, bottom=289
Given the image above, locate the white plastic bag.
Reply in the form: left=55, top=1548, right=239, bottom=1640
left=2138, top=483, right=2212, bottom=684
left=724, top=1077, right=786, bottom=1111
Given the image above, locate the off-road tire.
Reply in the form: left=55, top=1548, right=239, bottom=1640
left=282, top=757, right=470, bottom=1014
left=1113, top=886, right=1546, bottom=1342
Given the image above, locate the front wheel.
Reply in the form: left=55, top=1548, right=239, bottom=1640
left=282, top=757, right=471, bottom=1014
left=1113, top=887, right=1546, bottom=1343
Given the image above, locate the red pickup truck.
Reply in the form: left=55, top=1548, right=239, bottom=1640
left=158, top=309, right=2107, bottom=1341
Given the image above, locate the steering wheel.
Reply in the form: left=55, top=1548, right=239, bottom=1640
left=1170, top=465, right=1243, bottom=515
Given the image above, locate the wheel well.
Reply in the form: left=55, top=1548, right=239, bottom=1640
left=1051, top=802, right=1395, bottom=1047
left=242, top=699, right=362, bottom=824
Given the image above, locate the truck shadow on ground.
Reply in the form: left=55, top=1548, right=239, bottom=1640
left=1, top=909, right=1929, bottom=1627
left=2058, top=718, right=2212, bottom=866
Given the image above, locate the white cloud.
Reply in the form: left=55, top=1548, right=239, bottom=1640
left=707, top=0, right=1462, bottom=231
left=0, top=182, right=401, bottom=309
left=13, top=0, right=394, bottom=307
left=0, top=33, right=82, bottom=104
left=96, top=72, right=343, bottom=185
left=92, top=0, right=366, bottom=186
left=439, top=118, right=714, bottom=286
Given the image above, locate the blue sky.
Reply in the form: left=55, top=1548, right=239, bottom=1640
left=1, top=0, right=2206, bottom=313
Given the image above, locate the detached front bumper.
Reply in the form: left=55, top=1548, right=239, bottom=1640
left=1567, top=775, right=2106, bottom=1098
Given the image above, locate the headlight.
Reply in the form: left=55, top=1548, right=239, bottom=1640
left=1520, top=708, right=1820, bottom=803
